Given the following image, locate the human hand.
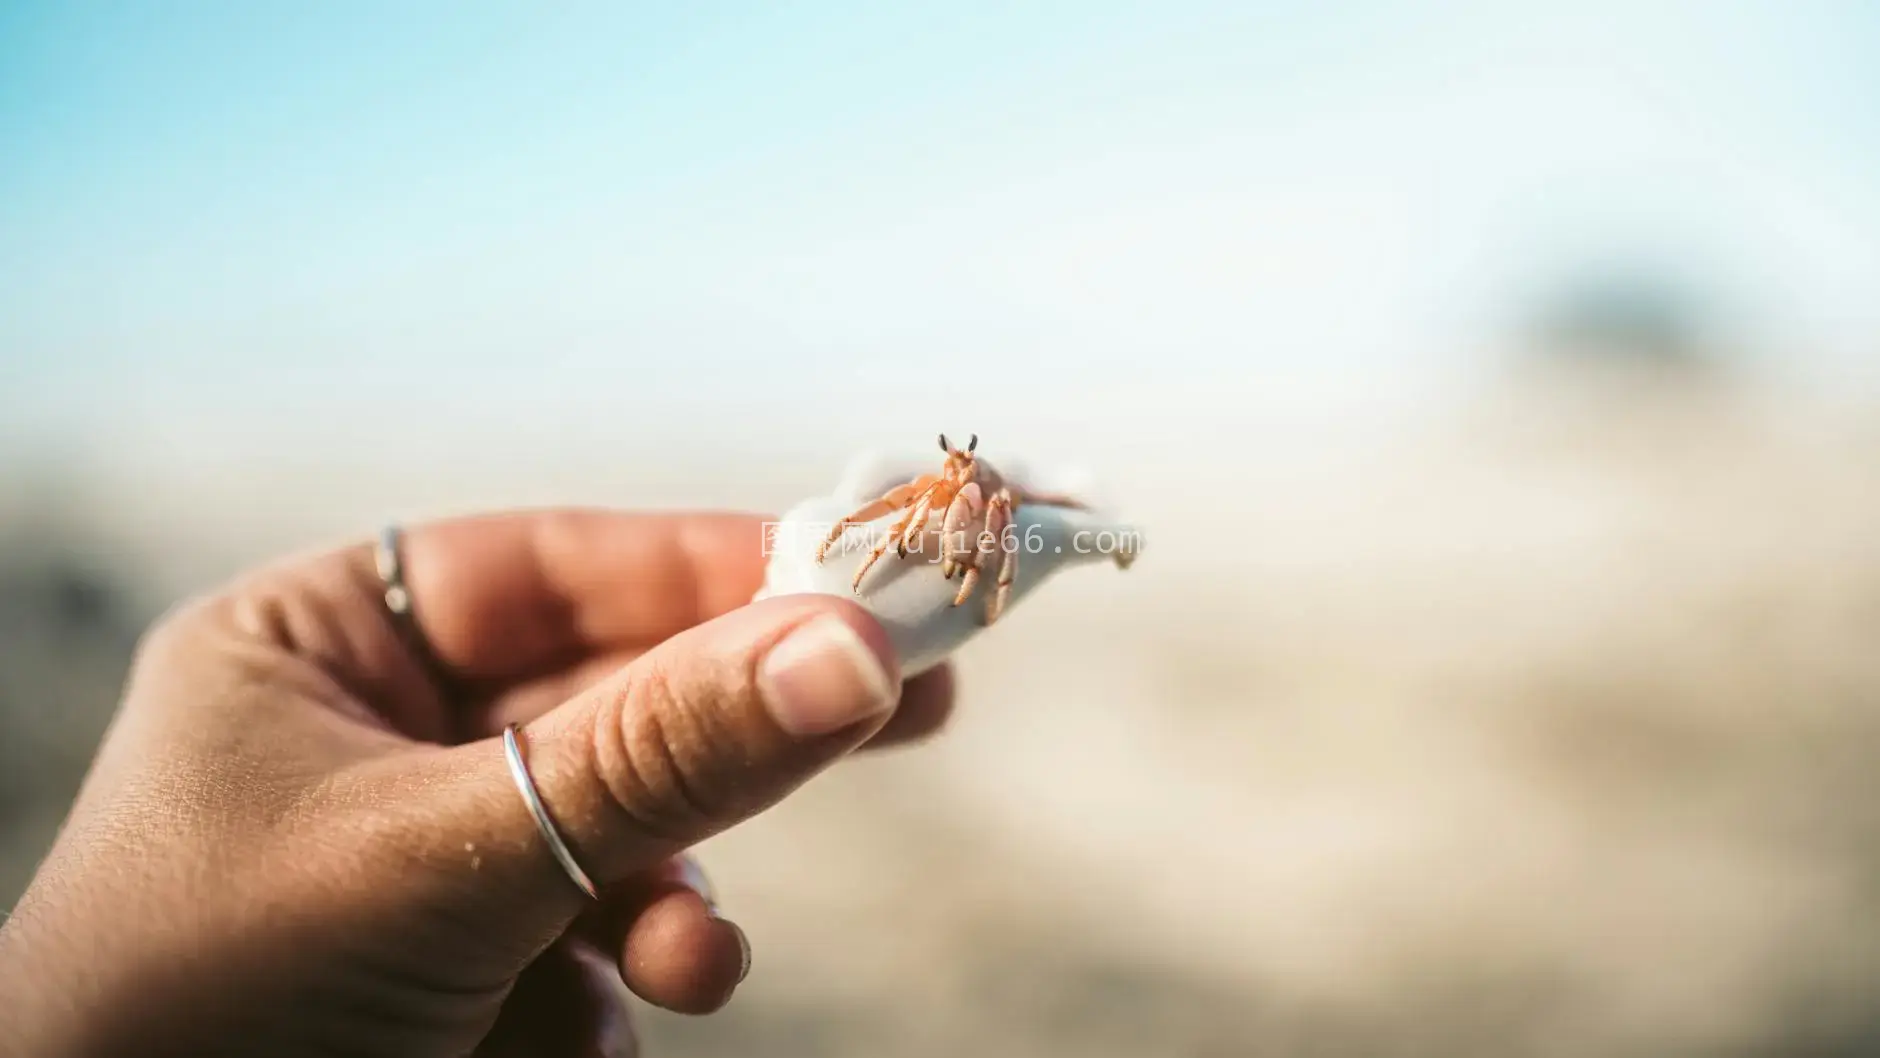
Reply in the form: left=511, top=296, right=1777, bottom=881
left=0, top=510, right=955, bottom=1058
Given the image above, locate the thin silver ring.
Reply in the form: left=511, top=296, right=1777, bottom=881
left=502, top=722, right=600, bottom=900
left=374, top=525, right=454, bottom=691
left=378, top=525, right=596, bottom=899
left=373, top=525, right=418, bottom=627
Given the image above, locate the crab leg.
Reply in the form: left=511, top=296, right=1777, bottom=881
left=1012, top=489, right=1089, bottom=510
left=980, top=489, right=1019, bottom=624
left=939, top=482, right=985, bottom=578
left=815, top=475, right=937, bottom=564
left=951, top=487, right=1015, bottom=611
left=897, top=488, right=940, bottom=557
left=950, top=558, right=979, bottom=606
left=852, top=480, right=953, bottom=590
left=949, top=493, right=1000, bottom=606
left=949, top=543, right=985, bottom=608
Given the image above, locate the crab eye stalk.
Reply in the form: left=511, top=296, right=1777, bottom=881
left=967, top=433, right=978, bottom=453
left=938, top=433, right=949, bottom=453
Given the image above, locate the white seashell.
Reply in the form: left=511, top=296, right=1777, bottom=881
left=753, top=449, right=1141, bottom=677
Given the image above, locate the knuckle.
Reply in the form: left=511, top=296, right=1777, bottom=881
left=128, top=590, right=224, bottom=672
left=588, top=659, right=742, bottom=845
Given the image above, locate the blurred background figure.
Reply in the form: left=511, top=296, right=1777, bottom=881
left=4, top=3, right=1879, bottom=1055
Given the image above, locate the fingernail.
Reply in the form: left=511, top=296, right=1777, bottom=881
left=730, top=920, right=752, bottom=984
left=674, top=853, right=721, bottom=917
left=757, top=614, right=897, bottom=736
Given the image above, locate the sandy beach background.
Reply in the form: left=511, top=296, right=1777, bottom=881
left=6, top=351, right=1878, bottom=1057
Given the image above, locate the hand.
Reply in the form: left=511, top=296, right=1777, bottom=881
left=0, top=509, right=955, bottom=1058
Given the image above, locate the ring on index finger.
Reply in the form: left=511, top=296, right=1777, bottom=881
left=374, top=524, right=460, bottom=696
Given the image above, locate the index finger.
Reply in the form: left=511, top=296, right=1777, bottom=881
left=397, top=508, right=774, bottom=683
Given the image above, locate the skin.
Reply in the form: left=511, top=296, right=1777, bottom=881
left=0, top=508, right=956, bottom=1058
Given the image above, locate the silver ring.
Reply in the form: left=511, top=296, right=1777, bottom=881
left=378, top=526, right=596, bottom=898
left=374, top=525, right=417, bottom=623
left=502, top=722, right=601, bottom=900
left=374, top=525, right=454, bottom=689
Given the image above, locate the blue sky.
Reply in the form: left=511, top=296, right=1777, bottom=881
left=4, top=2, right=1878, bottom=460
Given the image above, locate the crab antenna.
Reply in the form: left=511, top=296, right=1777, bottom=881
left=938, top=433, right=949, bottom=452
left=967, top=433, right=978, bottom=453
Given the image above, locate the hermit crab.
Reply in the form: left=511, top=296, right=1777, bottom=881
left=754, top=435, right=1140, bottom=676
left=813, top=433, right=1132, bottom=627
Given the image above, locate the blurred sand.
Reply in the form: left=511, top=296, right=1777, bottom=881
left=4, top=365, right=1879, bottom=1056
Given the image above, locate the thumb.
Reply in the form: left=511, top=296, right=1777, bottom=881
left=397, top=593, right=902, bottom=946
